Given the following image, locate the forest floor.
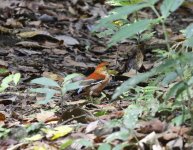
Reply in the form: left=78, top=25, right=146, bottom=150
left=0, top=0, right=193, bottom=149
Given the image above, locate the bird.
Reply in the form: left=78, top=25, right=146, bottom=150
left=79, top=62, right=111, bottom=96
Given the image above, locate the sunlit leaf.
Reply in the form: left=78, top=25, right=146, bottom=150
left=51, top=126, right=73, bottom=140
left=13, top=73, right=21, bottom=85
left=1, top=74, right=14, bottom=87
left=25, top=134, right=43, bottom=141
left=93, top=4, right=149, bottom=32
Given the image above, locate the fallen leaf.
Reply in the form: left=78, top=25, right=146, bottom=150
left=55, top=35, right=79, bottom=46
left=166, top=137, right=183, bottom=150
left=0, top=111, right=6, bottom=121
left=85, top=121, right=99, bottom=133
left=25, top=134, right=43, bottom=141
left=42, top=125, right=73, bottom=140
left=137, top=119, right=166, bottom=134
left=36, top=110, right=55, bottom=122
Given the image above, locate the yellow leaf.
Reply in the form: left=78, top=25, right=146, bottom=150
left=51, top=126, right=73, bottom=140
left=25, top=134, right=43, bottom=141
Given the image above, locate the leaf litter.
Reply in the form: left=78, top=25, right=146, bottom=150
left=0, top=0, right=193, bottom=149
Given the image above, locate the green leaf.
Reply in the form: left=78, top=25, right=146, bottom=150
left=0, top=68, right=9, bottom=75
left=162, top=72, right=178, bottom=86
left=107, top=0, right=144, bottom=6
left=183, top=23, right=193, bottom=38
left=74, top=139, right=93, bottom=149
left=37, top=90, right=57, bottom=104
left=93, top=3, right=149, bottom=31
left=64, top=73, right=84, bottom=82
left=160, top=0, right=184, bottom=18
left=171, top=114, right=190, bottom=126
left=123, top=104, right=142, bottom=129
left=109, top=19, right=156, bottom=46
left=65, top=81, right=82, bottom=91
left=31, top=77, right=60, bottom=87
left=105, top=129, right=129, bottom=143
left=30, top=88, right=59, bottom=104
left=112, top=58, right=177, bottom=99
left=165, top=82, right=186, bottom=100
left=13, top=73, right=21, bottom=85
left=0, top=86, right=7, bottom=92
left=51, top=126, right=73, bottom=140
left=183, top=36, right=193, bottom=48
left=1, top=74, right=14, bottom=87
left=30, top=88, right=59, bottom=94
left=24, top=134, right=43, bottom=141
left=60, top=139, right=73, bottom=150
left=98, top=143, right=111, bottom=150
left=112, top=143, right=129, bottom=150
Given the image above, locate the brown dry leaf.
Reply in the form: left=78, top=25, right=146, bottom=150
left=122, top=69, right=137, bottom=78
left=182, top=1, right=193, bottom=11
left=137, top=119, right=166, bottom=134
left=43, top=40, right=63, bottom=48
left=161, top=131, right=178, bottom=141
left=51, top=48, right=68, bottom=55
left=17, top=30, right=50, bottom=39
left=169, top=126, right=190, bottom=136
left=36, top=110, right=55, bottom=123
left=17, top=30, right=59, bottom=43
left=60, top=107, right=95, bottom=124
left=63, top=59, right=87, bottom=68
left=0, top=111, right=6, bottom=121
left=0, top=25, right=12, bottom=34
left=15, top=41, right=46, bottom=49
left=90, top=46, right=107, bottom=54
left=6, top=18, right=23, bottom=28
left=42, top=71, right=63, bottom=82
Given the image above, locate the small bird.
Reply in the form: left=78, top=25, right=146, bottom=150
left=79, top=62, right=111, bottom=96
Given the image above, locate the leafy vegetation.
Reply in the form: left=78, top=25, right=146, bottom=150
left=30, top=73, right=83, bottom=104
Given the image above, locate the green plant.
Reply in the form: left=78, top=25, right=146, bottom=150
left=0, top=126, right=10, bottom=139
left=0, top=73, right=21, bottom=92
left=94, top=0, right=184, bottom=50
left=30, top=73, right=83, bottom=104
